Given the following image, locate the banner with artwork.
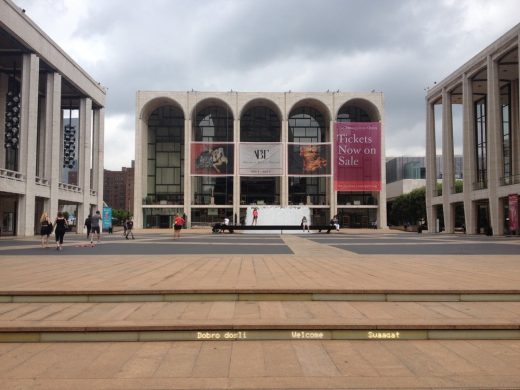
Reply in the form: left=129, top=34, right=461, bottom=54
left=287, top=144, right=331, bottom=175
left=334, top=122, right=381, bottom=191
left=239, top=143, right=282, bottom=175
left=191, top=143, right=234, bottom=175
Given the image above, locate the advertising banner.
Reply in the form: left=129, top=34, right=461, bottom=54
left=102, top=207, right=112, bottom=231
left=191, top=143, right=234, bottom=175
left=334, top=122, right=381, bottom=191
left=287, top=144, right=331, bottom=175
left=509, top=194, right=519, bottom=233
left=239, top=143, right=282, bottom=175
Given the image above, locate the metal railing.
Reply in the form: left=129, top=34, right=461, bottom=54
left=472, top=180, right=487, bottom=191
left=143, top=194, right=184, bottom=205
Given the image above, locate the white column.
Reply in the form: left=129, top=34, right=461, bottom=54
left=329, top=119, right=337, bottom=216
left=462, top=73, right=476, bottom=234
left=45, top=72, right=62, bottom=220
left=425, top=99, right=437, bottom=232
left=233, top=118, right=240, bottom=223
left=95, top=108, right=105, bottom=212
left=18, top=53, right=39, bottom=236
left=133, top=99, right=143, bottom=228
left=487, top=56, right=502, bottom=235
left=184, top=117, right=191, bottom=226
left=442, top=88, right=455, bottom=233
left=281, top=119, right=288, bottom=206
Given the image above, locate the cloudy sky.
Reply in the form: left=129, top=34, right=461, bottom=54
left=13, top=0, right=520, bottom=170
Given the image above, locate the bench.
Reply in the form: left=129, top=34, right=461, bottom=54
left=212, top=224, right=337, bottom=234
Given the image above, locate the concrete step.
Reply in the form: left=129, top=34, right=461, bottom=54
left=2, top=290, right=520, bottom=303
left=1, top=301, right=519, bottom=342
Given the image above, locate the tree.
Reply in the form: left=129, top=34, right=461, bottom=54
left=111, top=209, right=132, bottom=225
left=388, top=187, right=426, bottom=227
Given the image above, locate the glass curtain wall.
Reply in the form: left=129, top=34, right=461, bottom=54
left=288, top=106, right=329, bottom=206
left=240, top=106, right=281, bottom=206
left=146, top=105, right=184, bottom=205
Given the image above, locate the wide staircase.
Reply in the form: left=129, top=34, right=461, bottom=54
left=0, top=233, right=519, bottom=389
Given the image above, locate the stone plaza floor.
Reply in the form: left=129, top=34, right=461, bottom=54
left=0, top=229, right=519, bottom=389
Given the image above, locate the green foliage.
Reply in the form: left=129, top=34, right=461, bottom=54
left=111, top=209, right=132, bottom=224
left=388, top=187, right=426, bottom=226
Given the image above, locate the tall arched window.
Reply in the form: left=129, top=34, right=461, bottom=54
left=288, top=106, right=327, bottom=143
left=194, top=105, right=233, bottom=142
left=147, top=105, right=185, bottom=204
left=240, top=106, right=280, bottom=142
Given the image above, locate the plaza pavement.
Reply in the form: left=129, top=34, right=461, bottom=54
left=0, top=229, right=519, bottom=389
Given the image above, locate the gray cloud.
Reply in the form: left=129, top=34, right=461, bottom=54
left=14, top=0, right=520, bottom=169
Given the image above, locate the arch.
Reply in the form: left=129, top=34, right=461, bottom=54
left=140, top=97, right=185, bottom=123
left=240, top=98, right=282, bottom=142
left=192, top=98, right=234, bottom=142
left=288, top=98, right=331, bottom=143
left=336, top=98, right=381, bottom=122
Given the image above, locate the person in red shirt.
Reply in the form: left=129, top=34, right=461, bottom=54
left=173, top=213, right=185, bottom=240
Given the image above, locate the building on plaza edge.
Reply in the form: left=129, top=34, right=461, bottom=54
left=134, top=91, right=386, bottom=229
left=426, top=23, right=520, bottom=235
left=0, top=0, right=106, bottom=236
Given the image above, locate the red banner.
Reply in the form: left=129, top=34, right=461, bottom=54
left=509, top=194, right=519, bottom=233
left=334, top=122, right=381, bottom=191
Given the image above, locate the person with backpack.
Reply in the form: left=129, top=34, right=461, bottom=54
left=125, top=218, right=134, bottom=239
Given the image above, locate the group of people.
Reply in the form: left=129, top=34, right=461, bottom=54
left=39, top=210, right=103, bottom=250
left=39, top=212, right=69, bottom=250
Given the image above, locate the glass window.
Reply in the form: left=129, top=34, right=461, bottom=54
left=288, top=107, right=327, bottom=143
left=194, top=106, right=233, bottom=142
left=240, top=106, right=280, bottom=142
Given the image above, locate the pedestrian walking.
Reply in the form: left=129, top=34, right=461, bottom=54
left=125, top=218, right=134, bottom=239
left=84, top=215, right=91, bottom=239
left=90, top=210, right=102, bottom=247
left=173, top=213, right=185, bottom=240
left=40, top=212, right=52, bottom=248
left=301, top=216, right=310, bottom=232
left=54, top=211, right=68, bottom=251
left=123, top=219, right=128, bottom=237
left=252, top=208, right=258, bottom=225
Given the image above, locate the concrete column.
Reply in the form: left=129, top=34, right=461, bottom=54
left=95, top=108, right=105, bottom=213
left=281, top=119, right=288, bottom=206
left=133, top=103, right=146, bottom=229
left=184, top=117, right=191, bottom=227
left=487, top=56, right=502, bottom=235
left=18, top=53, right=39, bottom=236
left=442, top=88, right=455, bottom=233
left=425, top=99, right=437, bottom=232
left=45, top=72, right=62, bottom=220
left=462, top=73, right=476, bottom=234
left=514, top=38, right=520, bottom=179
left=0, top=73, right=8, bottom=169
left=378, top=114, right=387, bottom=229
left=329, top=119, right=337, bottom=216
left=233, top=118, right=240, bottom=222
left=77, top=97, right=92, bottom=231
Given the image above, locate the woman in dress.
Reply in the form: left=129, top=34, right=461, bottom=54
left=54, top=211, right=68, bottom=251
left=40, top=212, right=51, bottom=248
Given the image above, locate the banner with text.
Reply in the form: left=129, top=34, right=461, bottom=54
left=288, top=144, right=331, bottom=175
left=334, top=122, right=381, bottom=191
left=239, top=143, right=282, bottom=175
left=191, top=143, right=234, bottom=175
